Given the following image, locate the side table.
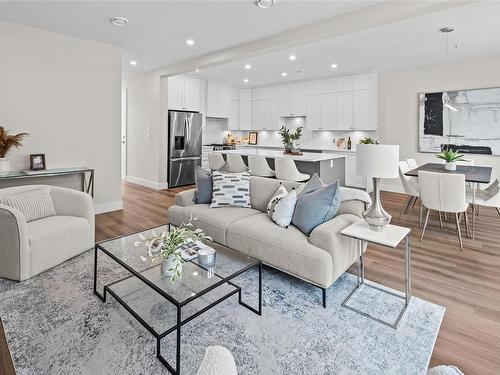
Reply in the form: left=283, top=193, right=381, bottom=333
left=340, top=221, right=411, bottom=329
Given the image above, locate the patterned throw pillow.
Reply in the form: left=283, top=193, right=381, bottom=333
left=210, top=171, right=251, bottom=208
left=267, top=185, right=297, bottom=228
left=0, top=187, right=56, bottom=222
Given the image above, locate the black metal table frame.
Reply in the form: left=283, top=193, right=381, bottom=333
left=93, top=243, right=262, bottom=375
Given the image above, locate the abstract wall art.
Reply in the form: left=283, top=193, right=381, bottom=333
left=419, top=87, right=500, bottom=155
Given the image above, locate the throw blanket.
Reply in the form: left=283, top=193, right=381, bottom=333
left=339, top=187, right=372, bottom=205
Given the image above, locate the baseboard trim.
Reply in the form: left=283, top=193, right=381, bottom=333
left=94, top=200, right=123, bottom=214
left=125, top=175, right=168, bottom=190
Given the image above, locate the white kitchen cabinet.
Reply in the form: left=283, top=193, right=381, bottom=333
left=307, top=78, right=336, bottom=95
left=306, top=96, right=321, bottom=130
left=251, top=100, right=266, bottom=130
left=306, top=94, right=337, bottom=130
left=228, top=99, right=239, bottom=130
left=279, top=82, right=307, bottom=117
left=354, top=73, right=370, bottom=91
left=206, top=81, right=232, bottom=118
left=353, top=90, right=373, bottom=130
left=336, top=92, right=354, bottom=130
left=252, top=99, right=280, bottom=130
left=167, top=76, right=200, bottom=111
left=337, top=76, right=354, bottom=92
left=265, top=99, right=280, bottom=130
left=238, top=99, right=252, bottom=130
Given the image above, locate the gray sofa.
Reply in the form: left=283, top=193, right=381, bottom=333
left=168, top=176, right=371, bottom=306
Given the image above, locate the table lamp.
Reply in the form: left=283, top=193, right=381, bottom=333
left=356, top=144, right=400, bottom=231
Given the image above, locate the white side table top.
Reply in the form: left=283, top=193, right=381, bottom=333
left=341, top=221, right=411, bottom=248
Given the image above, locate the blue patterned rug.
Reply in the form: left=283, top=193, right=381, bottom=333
left=0, top=249, right=444, bottom=375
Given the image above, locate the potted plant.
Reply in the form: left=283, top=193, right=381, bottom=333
left=135, top=216, right=212, bottom=282
left=436, top=148, right=464, bottom=171
left=359, top=137, right=379, bottom=145
left=0, top=127, right=29, bottom=175
left=279, top=126, right=303, bottom=153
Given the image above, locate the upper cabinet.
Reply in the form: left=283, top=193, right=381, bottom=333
left=206, top=81, right=233, bottom=118
left=279, top=82, right=306, bottom=117
left=252, top=99, right=280, bottom=130
left=167, top=76, right=200, bottom=112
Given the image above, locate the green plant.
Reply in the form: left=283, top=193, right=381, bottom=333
left=278, top=126, right=303, bottom=145
left=0, top=127, right=29, bottom=158
left=359, top=137, right=378, bottom=145
left=135, top=216, right=212, bottom=282
left=436, top=148, right=464, bottom=163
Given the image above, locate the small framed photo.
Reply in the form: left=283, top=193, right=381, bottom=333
left=248, top=131, right=258, bottom=145
left=30, top=154, right=46, bottom=171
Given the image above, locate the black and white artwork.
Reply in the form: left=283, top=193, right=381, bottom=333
left=419, top=87, right=500, bottom=155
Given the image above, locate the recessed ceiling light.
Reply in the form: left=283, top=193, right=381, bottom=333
left=243, top=78, right=249, bottom=83
left=245, top=64, right=252, bottom=69
left=255, top=0, right=275, bottom=9
left=330, top=63, right=338, bottom=69
left=281, top=72, right=288, bottom=77
left=110, top=17, right=128, bottom=26
left=129, top=60, right=137, bottom=66
left=186, top=39, right=195, bottom=46
left=195, top=68, right=200, bottom=72
left=289, top=54, right=296, bottom=61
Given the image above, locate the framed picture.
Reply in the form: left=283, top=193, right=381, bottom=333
left=248, top=131, right=258, bottom=145
left=30, top=154, right=46, bottom=171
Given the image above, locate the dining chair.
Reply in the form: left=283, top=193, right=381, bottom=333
left=275, top=158, right=310, bottom=182
left=247, top=155, right=276, bottom=177
left=419, top=171, right=469, bottom=250
left=208, top=153, right=226, bottom=171
left=405, top=158, right=419, bottom=170
left=466, top=179, right=500, bottom=217
left=398, top=160, right=420, bottom=221
left=227, top=154, right=248, bottom=173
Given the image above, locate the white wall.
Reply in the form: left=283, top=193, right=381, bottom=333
left=378, top=55, right=500, bottom=192
left=0, top=21, right=122, bottom=213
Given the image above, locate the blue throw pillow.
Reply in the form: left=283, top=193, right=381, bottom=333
left=292, top=180, right=341, bottom=235
left=193, top=166, right=213, bottom=204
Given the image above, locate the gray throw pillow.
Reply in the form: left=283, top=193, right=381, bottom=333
left=193, top=166, right=213, bottom=204
left=292, top=180, right=341, bottom=235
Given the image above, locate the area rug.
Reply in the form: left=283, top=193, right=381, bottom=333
left=0, top=249, right=444, bottom=375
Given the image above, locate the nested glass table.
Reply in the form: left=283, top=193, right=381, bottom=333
left=93, top=225, right=262, bottom=374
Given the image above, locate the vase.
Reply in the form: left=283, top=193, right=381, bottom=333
left=444, top=161, right=456, bottom=171
left=291, top=140, right=301, bottom=153
left=284, top=143, right=292, bottom=153
left=0, top=158, right=11, bottom=175
left=161, top=255, right=182, bottom=277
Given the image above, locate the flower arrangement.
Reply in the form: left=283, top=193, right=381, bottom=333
left=135, top=216, right=212, bottom=282
left=279, top=126, right=303, bottom=153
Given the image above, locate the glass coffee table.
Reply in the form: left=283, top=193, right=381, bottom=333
left=93, top=225, right=262, bottom=375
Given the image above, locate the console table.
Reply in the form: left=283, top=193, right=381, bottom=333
left=0, top=318, right=16, bottom=375
left=0, top=167, right=94, bottom=197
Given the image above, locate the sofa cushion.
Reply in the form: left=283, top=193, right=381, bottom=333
left=292, top=181, right=341, bottom=235
left=193, top=166, right=213, bottom=204
left=250, top=176, right=303, bottom=213
left=266, top=185, right=297, bottom=228
left=28, top=215, right=93, bottom=276
left=167, top=204, right=261, bottom=245
left=0, top=187, right=56, bottom=222
left=226, top=213, right=333, bottom=287
left=211, top=171, right=251, bottom=208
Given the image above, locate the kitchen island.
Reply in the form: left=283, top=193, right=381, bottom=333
left=215, top=149, right=346, bottom=185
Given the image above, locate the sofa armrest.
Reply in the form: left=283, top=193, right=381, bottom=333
left=175, top=189, right=197, bottom=207
left=0, top=204, right=30, bottom=281
left=49, top=187, right=95, bottom=232
left=337, top=199, right=366, bottom=218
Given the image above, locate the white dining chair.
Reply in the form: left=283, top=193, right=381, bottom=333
left=419, top=171, right=469, bottom=250
left=398, top=160, right=420, bottom=221
left=405, top=158, right=419, bottom=171
left=275, top=158, right=310, bottom=182
left=466, top=179, right=500, bottom=217
left=227, top=154, right=248, bottom=173
left=248, top=155, right=276, bottom=177
left=208, top=153, right=226, bottom=171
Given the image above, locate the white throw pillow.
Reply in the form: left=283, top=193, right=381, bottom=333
left=267, top=185, right=297, bottom=228
left=0, top=187, right=56, bottom=222
left=210, top=171, right=251, bottom=208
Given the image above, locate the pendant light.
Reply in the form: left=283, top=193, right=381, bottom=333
left=440, top=26, right=458, bottom=112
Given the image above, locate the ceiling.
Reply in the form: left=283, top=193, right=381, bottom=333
left=0, top=0, right=378, bottom=74
left=194, top=1, right=500, bottom=87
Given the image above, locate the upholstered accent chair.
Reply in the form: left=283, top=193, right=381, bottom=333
left=0, top=185, right=94, bottom=281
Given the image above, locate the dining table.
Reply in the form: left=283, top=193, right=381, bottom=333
left=405, top=162, right=493, bottom=239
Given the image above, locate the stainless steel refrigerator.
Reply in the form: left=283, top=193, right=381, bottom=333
left=168, top=111, right=202, bottom=187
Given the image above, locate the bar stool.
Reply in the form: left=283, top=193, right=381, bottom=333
left=248, top=155, right=276, bottom=177
left=275, top=158, right=310, bottom=182
left=208, top=153, right=226, bottom=171
left=227, top=154, right=248, bottom=173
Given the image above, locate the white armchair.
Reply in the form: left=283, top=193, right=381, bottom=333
left=0, top=185, right=94, bottom=281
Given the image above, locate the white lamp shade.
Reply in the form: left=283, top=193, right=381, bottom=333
left=356, top=144, right=399, bottom=178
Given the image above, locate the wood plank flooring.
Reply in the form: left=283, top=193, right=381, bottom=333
left=0, top=318, right=16, bottom=375
left=88, top=182, right=500, bottom=373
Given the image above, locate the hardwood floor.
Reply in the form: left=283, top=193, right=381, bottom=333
left=0, top=318, right=16, bottom=375
left=100, top=182, right=500, bottom=374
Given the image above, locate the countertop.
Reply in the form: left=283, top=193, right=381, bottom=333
left=214, top=148, right=346, bottom=162
left=233, top=144, right=357, bottom=153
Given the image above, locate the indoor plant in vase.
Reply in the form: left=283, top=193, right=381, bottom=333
left=0, top=127, right=29, bottom=175
left=279, top=126, right=303, bottom=154
left=437, top=148, right=464, bottom=171
left=134, top=216, right=212, bottom=282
